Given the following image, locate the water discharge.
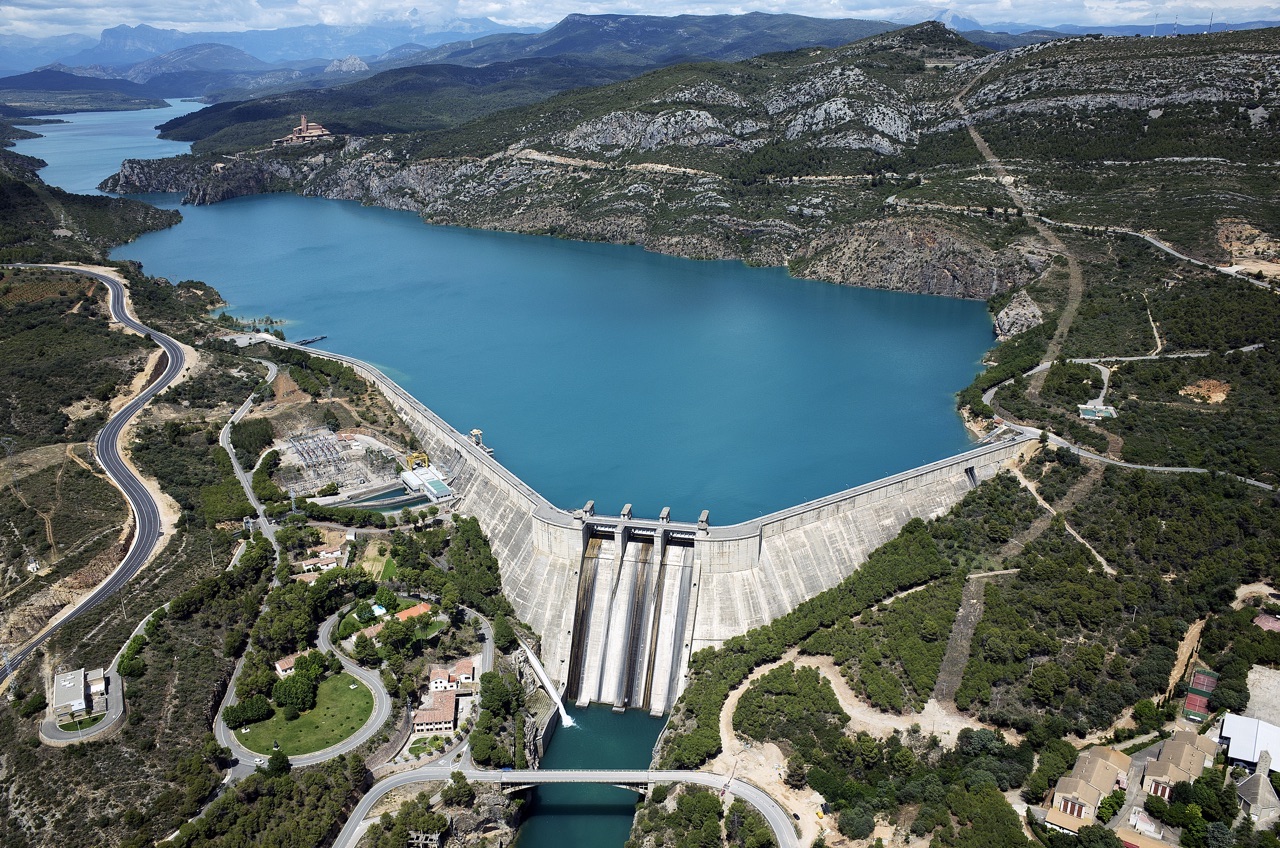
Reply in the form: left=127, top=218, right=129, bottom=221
left=521, top=641, right=576, bottom=728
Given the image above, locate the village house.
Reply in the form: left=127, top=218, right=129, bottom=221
left=274, top=651, right=305, bottom=678
left=1141, top=730, right=1217, bottom=800
left=412, top=690, right=458, bottom=734
left=1045, top=746, right=1131, bottom=834
left=1221, top=715, right=1280, bottom=826
left=348, top=601, right=436, bottom=647
left=428, top=658, right=476, bottom=692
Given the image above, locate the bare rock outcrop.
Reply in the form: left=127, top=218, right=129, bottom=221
left=993, top=289, right=1045, bottom=340
left=794, top=218, right=1036, bottom=299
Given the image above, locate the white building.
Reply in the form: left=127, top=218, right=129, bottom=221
left=1221, top=713, right=1280, bottom=772
left=52, top=669, right=87, bottom=718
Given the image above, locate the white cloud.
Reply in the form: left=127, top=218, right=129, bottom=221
left=0, top=0, right=1276, bottom=37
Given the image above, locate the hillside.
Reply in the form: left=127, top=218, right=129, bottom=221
left=153, top=12, right=910, bottom=152
left=105, top=24, right=1280, bottom=297
left=153, top=58, right=639, bottom=152
left=0, top=70, right=168, bottom=115
left=396, top=12, right=897, bottom=68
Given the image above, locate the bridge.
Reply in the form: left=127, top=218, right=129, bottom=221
left=251, top=336, right=1033, bottom=715
left=334, top=766, right=799, bottom=848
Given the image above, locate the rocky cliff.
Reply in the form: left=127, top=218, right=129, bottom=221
left=104, top=141, right=1037, bottom=299
left=103, top=23, right=1280, bottom=294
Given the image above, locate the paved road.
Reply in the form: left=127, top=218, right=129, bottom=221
left=213, top=606, right=394, bottom=770
left=217, top=358, right=280, bottom=550
left=0, top=264, right=185, bottom=686
left=997, top=420, right=1275, bottom=491
left=333, top=767, right=799, bottom=848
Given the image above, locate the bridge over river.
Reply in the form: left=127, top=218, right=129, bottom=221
left=335, top=766, right=799, bottom=848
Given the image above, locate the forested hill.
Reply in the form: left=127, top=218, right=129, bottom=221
left=397, top=12, right=897, bottom=69
left=0, top=121, right=178, bottom=263
left=153, top=58, right=639, bottom=152
left=153, top=12, right=903, bottom=154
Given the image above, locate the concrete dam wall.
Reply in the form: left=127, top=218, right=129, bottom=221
left=291, top=342, right=1032, bottom=715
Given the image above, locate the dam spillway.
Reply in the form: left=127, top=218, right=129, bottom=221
left=281, top=341, right=1032, bottom=715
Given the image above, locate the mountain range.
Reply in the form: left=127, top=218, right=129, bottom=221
left=0, top=19, right=540, bottom=75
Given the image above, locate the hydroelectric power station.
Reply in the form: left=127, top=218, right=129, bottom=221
left=284, top=341, right=1032, bottom=715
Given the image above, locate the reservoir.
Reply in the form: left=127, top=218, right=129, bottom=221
left=14, top=102, right=993, bottom=847
left=15, top=102, right=994, bottom=525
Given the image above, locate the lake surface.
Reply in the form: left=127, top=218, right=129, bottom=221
left=16, top=103, right=994, bottom=525
left=14, top=102, right=995, bottom=847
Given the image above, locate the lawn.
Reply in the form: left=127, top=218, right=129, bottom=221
left=380, top=557, right=397, bottom=580
left=409, top=734, right=447, bottom=758
left=57, top=713, right=105, bottom=732
left=239, top=672, right=373, bottom=756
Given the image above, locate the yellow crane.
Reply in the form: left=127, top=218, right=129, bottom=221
left=405, top=451, right=430, bottom=469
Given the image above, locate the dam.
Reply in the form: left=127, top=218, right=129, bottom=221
left=277, top=339, right=1031, bottom=715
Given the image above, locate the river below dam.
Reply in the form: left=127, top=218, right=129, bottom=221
left=14, top=100, right=995, bottom=847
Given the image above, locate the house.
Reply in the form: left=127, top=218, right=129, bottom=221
left=1238, top=752, right=1280, bottom=826
left=86, top=668, right=107, bottom=697
left=412, top=690, right=458, bottom=734
left=1142, top=731, right=1217, bottom=799
left=427, top=657, right=478, bottom=692
left=1045, top=747, right=1131, bottom=834
left=396, top=602, right=433, bottom=624
left=296, top=555, right=339, bottom=573
left=1221, top=713, right=1280, bottom=772
left=275, top=651, right=305, bottom=678
left=52, top=668, right=87, bottom=718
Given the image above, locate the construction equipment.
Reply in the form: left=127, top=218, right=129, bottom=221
left=405, top=452, right=430, bottom=470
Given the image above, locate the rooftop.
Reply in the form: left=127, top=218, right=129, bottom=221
left=51, top=668, right=85, bottom=710
left=1223, top=713, right=1280, bottom=768
left=413, top=690, right=457, bottom=725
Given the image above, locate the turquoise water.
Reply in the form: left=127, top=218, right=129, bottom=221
left=15, top=105, right=994, bottom=525
left=518, top=706, right=666, bottom=848
left=11, top=100, right=202, bottom=194
left=14, top=103, right=994, bottom=847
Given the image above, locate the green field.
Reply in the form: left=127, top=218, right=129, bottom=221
left=238, top=673, right=373, bottom=756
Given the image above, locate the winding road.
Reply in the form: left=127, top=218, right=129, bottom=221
left=211, top=607, right=394, bottom=770
left=1, top=264, right=185, bottom=687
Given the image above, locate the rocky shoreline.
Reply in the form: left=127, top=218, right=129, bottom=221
left=103, top=145, right=1037, bottom=302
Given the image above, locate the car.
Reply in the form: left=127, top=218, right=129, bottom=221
left=254, top=757, right=264, bottom=765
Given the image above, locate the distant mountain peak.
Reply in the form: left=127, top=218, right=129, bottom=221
left=894, top=6, right=983, bottom=31
left=325, top=55, right=370, bottom=73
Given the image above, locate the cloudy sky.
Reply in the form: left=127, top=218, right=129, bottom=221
left=2, top=0, right=1277, bottom=38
